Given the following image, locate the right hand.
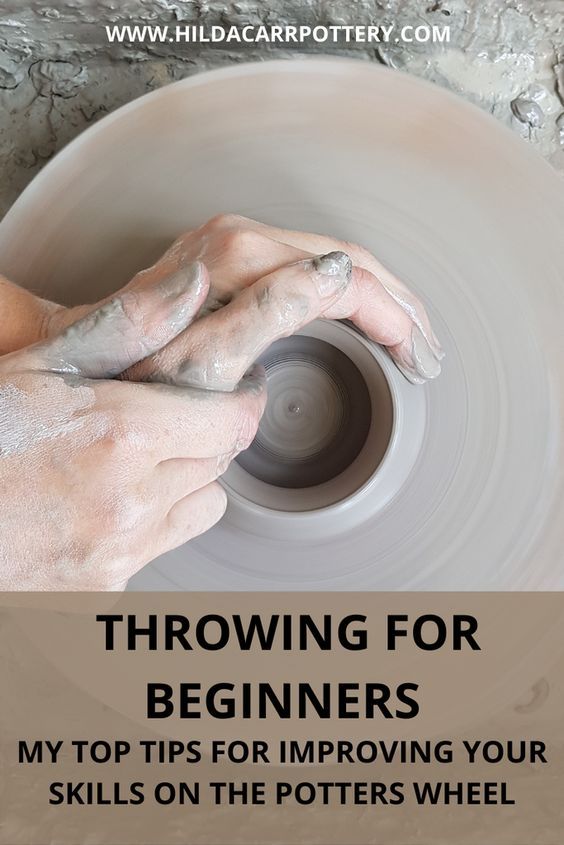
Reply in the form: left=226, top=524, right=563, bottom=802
left=0, top=251, right=352, bottom=590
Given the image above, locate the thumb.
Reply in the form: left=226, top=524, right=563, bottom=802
left=23, top=261, right=209, bottom=379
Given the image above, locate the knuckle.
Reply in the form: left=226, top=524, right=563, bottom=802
left=95, top=427, right=123, bottom=462
left=98, top=489, right=146, bottom=539
left=220, top=227, right=266, bottom=261
left=342, top=240, right=385, bottom=276
left=118, top=289, right=143, bottom=324
left=102, top=411, right=145, bottom=456
left=182, top=348, right=239, bottom=389
left=342, top=239, right=370, bottom=263
left=205, top=212, right=246, bottom=233
left=217, top=228, right=242, bottom=257
left=255, top=283, right=309, bottom=329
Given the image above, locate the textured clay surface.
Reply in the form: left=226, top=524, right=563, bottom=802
left=0, top=1, right=564, bottom=218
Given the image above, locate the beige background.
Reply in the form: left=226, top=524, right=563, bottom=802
left=1, top=593, right=563, bottom=844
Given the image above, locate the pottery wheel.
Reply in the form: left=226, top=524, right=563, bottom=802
left=0, top=59, right=563, bottom=590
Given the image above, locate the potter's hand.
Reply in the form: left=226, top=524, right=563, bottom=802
left=127, top=214, right=444, bottom=385
left=206, top=215, right=445, bottom=383
left=39, top=243, right=352, bottom=391
left=0, top=253, right=352, bottom=588
left=7, top=215, right=442, bottom=383
left=0, top=263, right=267, bottom=590
left=124, top=250, right=353, bottom=390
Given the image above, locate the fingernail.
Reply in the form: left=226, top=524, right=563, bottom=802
left=310, top=251, right=353, bottom=297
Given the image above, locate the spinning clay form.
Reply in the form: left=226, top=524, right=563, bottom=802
left=1, top=59, right=563, bottom=590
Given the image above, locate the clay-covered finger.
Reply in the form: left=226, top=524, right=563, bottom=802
left=225, top=216, right=444, bottom=382
left=373, top=274, right=444, bottom=362
left=165, top=224, right=308, bottom=305
left=23, top=261, right=209, bottom=379
left=127, top=251, right=353, bottom=391
left=327, top=267, right=442, bottom=384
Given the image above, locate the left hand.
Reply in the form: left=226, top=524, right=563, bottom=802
left=28, top=214, right=445, bottom=385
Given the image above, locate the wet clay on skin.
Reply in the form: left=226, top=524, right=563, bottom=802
left=174, top=251, right=353, bottom=392
left=2, top=60, right=563, bottom=595
left=0, top=270, right=271, bottom=590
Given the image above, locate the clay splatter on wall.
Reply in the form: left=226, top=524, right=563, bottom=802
left=0, top=0, right=563, bottom=217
